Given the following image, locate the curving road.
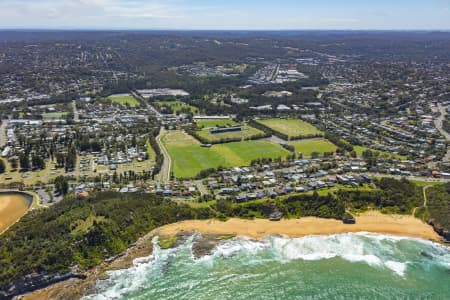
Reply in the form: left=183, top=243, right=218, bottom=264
left=156, top=128, right=172, bottom=183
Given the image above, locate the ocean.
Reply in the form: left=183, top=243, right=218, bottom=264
left=84, top=233, right=450, bottom=299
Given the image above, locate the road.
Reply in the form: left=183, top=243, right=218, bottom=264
left=156, top=128, right=172, bottom=183
left=131, top=90, right=162, bottom=118
left=194, top=180, right=209, bottom=196
left=0, top=119, right=7, bottom=148
left=72, top=100, right=79, bottom=122
left=434, top=104, right=450, bottom=162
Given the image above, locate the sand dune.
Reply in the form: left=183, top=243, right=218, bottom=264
left=157, top=211, right=442, bottom=241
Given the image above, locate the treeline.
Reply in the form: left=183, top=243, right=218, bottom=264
left=324, top=132, right=354, bottom=153
left=186, top=127, right=270, bottom=145
left=187, top=128, right=241, bottom=145
left=148, top=129, right=164, bottom=178
left=0, top=192, right=214, bottom=290
left=249, top=120, right=287, bottom=140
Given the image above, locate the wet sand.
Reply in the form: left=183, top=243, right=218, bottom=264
left=0, top=193, right=31, bottom=234
left=157, top=211, right=442, bottom=242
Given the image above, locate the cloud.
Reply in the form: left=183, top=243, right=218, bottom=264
left=0, top=0, right=187, bottom=25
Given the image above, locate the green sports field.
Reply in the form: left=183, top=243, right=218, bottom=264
left=42, top=112, right=69, bottom=120
left=162, top=131, right=290, bottom=178
left=288, top=139, right=337, bottom=157
left=108, top=94, right=140, bottom=107
left=257, top=118, right=323, bottom=139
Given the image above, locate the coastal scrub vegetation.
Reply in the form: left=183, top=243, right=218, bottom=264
left=424, top=183, right=450, bottom=239
left=0, top=192, right=212, bottom=288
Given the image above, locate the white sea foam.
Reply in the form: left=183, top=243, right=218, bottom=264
left=189, top=233, right=413, bottom=277
left=204, top=233, right=415, bottom=276
left=384, top=260, right=408, bottom=276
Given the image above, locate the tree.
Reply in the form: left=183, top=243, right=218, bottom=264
left=54, top=176, right=69, bottom=195
left=55, top=153, right=65, bottom=168
left=65, top=145, right=77, bottom=172
left=32, top=155, right=45, bottom=170
left=9, top=158, right=18, bottom=170
left=0, top=159, right=5, bottom=174
left=19, top=153, right=30, bottom=171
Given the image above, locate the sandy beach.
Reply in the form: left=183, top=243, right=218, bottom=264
left=0, top=193, right=31, bottom=234
left=157, top=211, right=442, bottom=242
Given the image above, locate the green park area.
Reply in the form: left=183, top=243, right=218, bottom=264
left=288, top=138, right=337, bottom=157
left=162, top=131, right=290, bottom=178
left=155, top=100, right=201, bottom=115
left=257, top=118, right=323, bottom=139
left=42, top=112, right=69, bottom=120
left=107, top=94, right=140, bottom=107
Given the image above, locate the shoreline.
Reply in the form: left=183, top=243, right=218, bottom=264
left=155, top=211, right=442, bottom=242
left=19, top=211, right=443, bottom=299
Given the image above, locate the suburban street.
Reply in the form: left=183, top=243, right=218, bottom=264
left=434, top=104, right=450, bottom=162
left=0, top=119, right=7, bottom=148
left=72, top=100, right=79, bottom=122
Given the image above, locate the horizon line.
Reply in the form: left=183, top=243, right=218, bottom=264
left=0, top=28, right=450, bottom=32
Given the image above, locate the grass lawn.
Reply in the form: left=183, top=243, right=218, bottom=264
left=353, top=145, right=407, bottom=160
left=162, top=131, right=290, bottom=178
left=42, top=112, right=69, bottom=120
left=155, top=100, right=200, bottom=115
left=196, top=119, right=238, bottom=128
left=108, top=94, right=140, bottom=107
left=257, top=118, right=323, bottom=139
left=0, top=159, right=65, bottom=186
left=289, top=139, right=337, bottom=157
left=146, top=139, right=156, bottom=161
left=196, top=125, right=264, bottom=142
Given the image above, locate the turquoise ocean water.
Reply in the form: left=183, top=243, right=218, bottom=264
left=85, top=233, right=450, bottom=299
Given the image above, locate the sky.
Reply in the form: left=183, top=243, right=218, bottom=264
left=0, top=0, right=449, bottom=30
